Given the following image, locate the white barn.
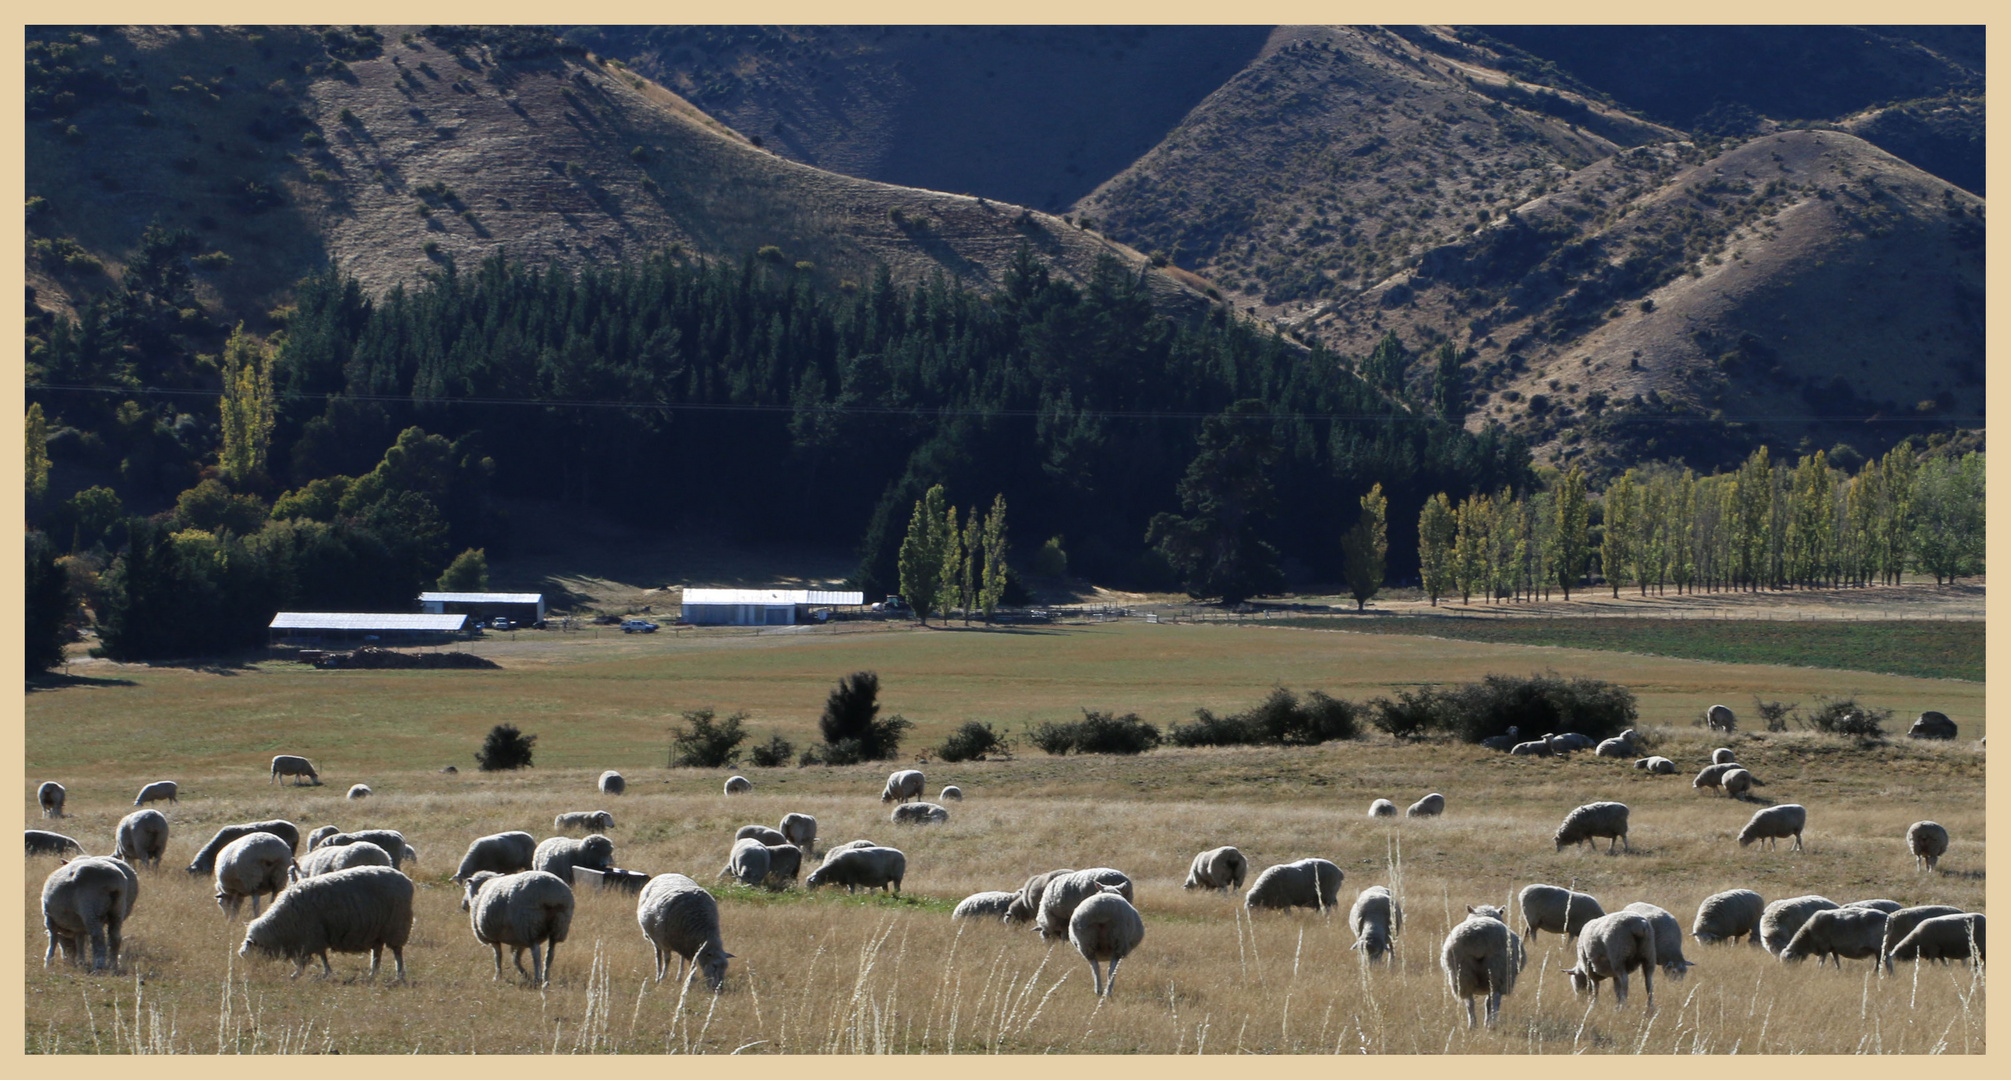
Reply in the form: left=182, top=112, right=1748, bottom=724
left=418, top=591, right=546, bottom=624
left=680, top=588, right=865, bottom=626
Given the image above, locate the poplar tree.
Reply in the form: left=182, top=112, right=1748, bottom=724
left=979, top=493, right=1009, bottom=623
left=26, top=403, right=51, bottom=502
left=1341, top=482, right=1388, bottom=611
left=957, top=508, right=981, bottom=624
left=1602, top=471, right=1637, bottom=598
left=218, top=323, right=275, bottom=484
left=1550, top=466, right=1589, bottom=600
left=897, top=484, right=949, bottom=623
left=937, top=503, right=964, bottom=621
left=1417, top=492, right=1457, bottom=606
left=1453, top=492, right=1491, bottom=604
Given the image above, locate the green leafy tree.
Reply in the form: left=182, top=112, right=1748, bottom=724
left=217, top=323, right=275, bottom=484
left=1341, top=482, right=1388, bottom=612
left=668, top=708, right=748, bottom=768
left=437, top=547, right=490, bottom=592
left=1452, top=492, right=1491, bottom=604
left=62, top=486, right=124, bottom=552
left=1145, top=400, right=1284, bottom=605
left=897, top=484, right=949, bottom=623
left=957, top=507, right=981, bottom=624
left=979, top=493, right=1009, bottom=622
left=1602, top=470, right=1638, bottom=598
left=26, top=403, right=51, bottom=503
left=1430, top=342, right=1464, bottom=419
left=174, top=478, right=268, bottom=535
left=1910, top=452, right=1985, bottom=584
left=936, top=503, right=963, bottom=622
left=1549, top=466, right=1589, bottom=599
left=475, top=723, right=536, bottom=771
left=26, top=532, right=71, bottom=674
left=1417, top=492, right=1457, bottom=606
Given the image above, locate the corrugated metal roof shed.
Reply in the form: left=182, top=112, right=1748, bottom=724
left=270, top=613, right=469, bottom=631
left=418, top=592, right=544, bottom=605
left=681, top=589, right=865, bottom=606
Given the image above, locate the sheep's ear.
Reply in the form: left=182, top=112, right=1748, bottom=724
left=1348, top=939, right=1363, bottom=951
left=1466, top=905, right=1477, bottom=914
left=719, top=951, right=736, bottom=959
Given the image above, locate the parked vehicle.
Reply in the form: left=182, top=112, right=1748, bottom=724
left=490, top=618, right=514, bottom=631
left=621, top=619, right=659, bottom=634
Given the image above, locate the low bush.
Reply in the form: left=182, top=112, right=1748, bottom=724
left=1804, top=696, right=1889, bottom=738
left=1435, top=672, right=1637, bottom=743
left=1366, top=688, right=1441, bottom=741
left=938, top=721, right=1006, bottom=763
left=1030, top=710, right=1161, bottom=756
left=1170, top=688, right=1360, bottom=747
left=475, top=723, right=535, bottom=771
left=667, top=707, right=747, bottom=768
left=1754, top=697, right=1799, bottom=733
left=747, top=732, right=794, bottom=768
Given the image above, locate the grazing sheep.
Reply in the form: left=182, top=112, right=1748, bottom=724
left=1720, top=767, right=1761, bottom=800
left=1886, top=913, right=1985, bottom=965
left=1907, top=711, right=1957, bottom=740
left=41, top=856, right=138, bottom=971
left=1069, top=885, right=1144, bottom=997
left=295, top=840, right=392, bottom=880
left=1006, top=868, right=1075, bottom=924
left=763, top=843, right=803, bottom=885
left=1518, top=884, right=1606, bottom=942
left=880, top=769, right=926, bottom=804
left=1596, top=738, right=1633, bottom=758
left=1368, top=798, right=1398, bottom=818
left=113, top=809, right=170, bottom=870
left=818, top=839, right=881, bottom=866
left=1441, top=906, right=1521, bottom=1028
left=1882, top=905, right=1964, bottom=961
left=1711, top=748, right=1739, bottom=765
left=1183, top=846, right=1249, bottom=892
left=402, top=844, right=420, bottom=865
left=636, top=873, right=733, bottom=989
left=1036, top=869, right=1137, bottom=941
left=1554, top=802, right=1630, bottom=853
left=735, top=825, right=788, bottom=847
left=463, top=870, right=575, bottom=986
left=599, top=770, right=625, bottom=796
left=1738, top=804, right=1807, bottom=852
left=953, top=891, right=1018, bottom=920
left=1706, top=704, right=1737, bottom=732
left=239, top=865, right=412, bottom=981
left=1622, top=902, right=1695, bottom=979
left=1845, top=899, right=1902, bottom=914
left=805, top=845, right=907, bottom=894
left=27, top=830, right=86, bottom=857
left=1760, top=895, right=1838, bottom=956
left=891, top=802, right=949, bottom=825
left=1406, top=792, right=1446, bottom=818
left=555, top=811, right=616, bottom=833
left=940, top=785, right=964, bottom=801
left=1244, top=858, right=1343, bottom=913
left=132, top=780, right=179, bottom=806
left=534, top=834, right=615, bottom=885
left=723, top=776, right=752, bottom=796
left=270, top=755, right=320, bottom=785
left=1781, top=907, right=1888, bottom=972
left=1691, top=889, right=1765, bottom=945
left=1479, top=726, right=1522, bottom=752
left=214, top=832, right=296, bottom=919
left=39, top=781, right=66, bottom=818
left=306, top=825, right=339, bottom=851
left=778, top=812, right=818, bottom=850
left=1349, top=885, right=1403, bottom=963
left=1564, top=912, right=1657, bottom=1009
left=321, top=830, right=411, bottom=869
left=1509, top=739, right=1555, bottom=757
left=346, top=784, right=371, bottom=800
left=187, top=820, right=300, bottom=875
left=451, top=832, right=537, bottom=882
left=1634, top=757, right=1678, bottom=775
left=1693, top=762, right=1741, bottom=792
left=1906, top=821, right=1949, bottom=872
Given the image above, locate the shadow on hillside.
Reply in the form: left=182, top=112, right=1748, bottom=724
left=25, top=673, right=137, bottom=693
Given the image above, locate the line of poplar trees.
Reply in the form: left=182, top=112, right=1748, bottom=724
left=1418, top=444, right=1985, bottom=605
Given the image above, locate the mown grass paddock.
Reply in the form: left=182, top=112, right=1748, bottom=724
left=24, top=621, right=1986, bottom=1053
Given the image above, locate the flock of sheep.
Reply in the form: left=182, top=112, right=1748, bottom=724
left=29, top=707, right=1986, bottom=1025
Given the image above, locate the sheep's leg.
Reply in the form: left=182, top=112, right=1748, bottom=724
left=514, top=947, right=532, bottom=980
left=390, top=945, right=406, bottom=983
left=1485, top=990, right=1501, bottom=1028
left=531, top=943, right=545, bottom=987
left=546, top=940, right=559, bottom=985
left=1106, top=956, right=1122, bottom=996
left=1792, top=833, right=1804, bottom=852
left=291, top=959, right=306, bottom=979
left=492, top=943, right=505, bottom=980
left=370, top=945, right=383, bottom=978
left=1642, top=965, right=1654, bottom=1011
left=320, top=951, right=334, bottom=977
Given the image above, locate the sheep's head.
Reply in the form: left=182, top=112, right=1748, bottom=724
left=581, top=835, right=615, bottom=867
left=460, top=871, right=501, bottom=911
left=1563, top=966, right=1593, bottom=994
left=1467, top=905, right=1506, bottom=922
left=804, top=866, right=830, bottom=889
left=696, top=942, right=732, bottom=991
left=596, top=812, right=616, bottom=829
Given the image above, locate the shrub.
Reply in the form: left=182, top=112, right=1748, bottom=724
left=1031, top=710, right=1161, bottom=756
left=1170, top=688, right=1360, bottom=747
left=668, top=708, right=747, bottom=768
left=1804, top=696, right=1889, bottom=738
left=938, top=721, right=1006, bottom=763
left=748, top=732, right=794, bottom=768
left=1434, top=672, right=1637, bottom=744
left=475, top=723, right=535, bottom=771
left=1754, top=697, right=1799, bottom=733
left=1366, top=687, right=1441, bottom=741
left=817, top=670, right=911, bottom=761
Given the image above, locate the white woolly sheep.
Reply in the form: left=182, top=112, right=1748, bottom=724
left=464, top=870, right=575, bottom=986
left=403, top=843, right=421, bottom=865
left=1368, top=798, right=1398, bottom=818
left=1036, top=869, right=1136, bottom=941
left=1781, top=906, right=1888, bottom=972
left=27, top=830, right=85, bottom=857
left=880, top=769, right=926, bottom=804
left=42, top=856, right=138, bottom=971
left=779, top=812, right=818, bottom=849
left=39, top=781, right=66, bottom=818
left=940, top=785, right=963, bottom=801
left=454, top=831, right=537, bottom=882
left=1554, top=801, right=1630, bottom=853
left=1906, top=821, right=1949, bottom=872
left=133, top=780, right=179, bottom=806
left=1006, top=868, right=1074, bottom=924
left=818, top=838, right=881, bottom=866
left=1907, top=711, right=1957, bottom=740
left=1350, top=885, right=1403, bottom=963
left=321, top=829, right=411, bottom=869
left=737, top=824, right=789, bottom=847
left=1564, top=911, right=1657, bottom=1009
left=763, top=843, right=803, bottom=885
left=306, top=825, right=339, bottom=851
left=1244, top=858, right=1343, bottom=913
left=1706, top=704, right=1736, bottom=732
left=1690, top=889, right=1765, bottom=945
left=1886, top=913, right=1985, bottom=965
left=1844, top=898, right=1901, bottom=914
left=1478, top=726, right=1521, bottom=752
left=534, top=834, right=615, bottom=885
left=1881, top=905, right=1964, bottom=961
left=1183, top=846, right=1248, bottom=892
left=1720, top=767, right=1762, bottom=800
left=1693, top=762, right=1741, bottom=792
left=1635, top=756, right=1678, bottom=775
left=214, top=832, right=296, bottom=918
left=1070, top=884, right=1144, bottom=997
left=239, top=865, right=412, bottom=980
left=953, top=891, right=1018, bottom=920
left=1760, top=895, right=1838, bottom=955
left=1711, top=747, right=1738, bottom=765
left=636, top=873, right=733, bottom=989
left=599, top=770, right=625, bottom=796
left=296, top=840, right=393, bottom=881
left=187, top=820, right=300, bottom=875
left=270, top=754, right=320, bottom=785
left=1518, top=884, right=1606, bottom=942
left=1441, top=906, right=1521, bottom=1028
left=1406, top=792, right=1446, bottom=818
left=346, top=784, right=371, bottom=800
left=891, top=801, right=949, bottom=825
left=1509, top=739, right=1555, bottom=757
left=1596, top=737, right=1632, bottom=758
left=1550, top=732, right=1595, bottom=752
left=114, top=809, right=169, bottom=870
left=1738, top=804, right=1806, bottom=852
left=805, top=845, right=907, bottom=894
left=723, top=775, right=752, bottom=795
left=555, top=811, right=616, bottom=833
left=1622, top=902, right=1694, bottom=979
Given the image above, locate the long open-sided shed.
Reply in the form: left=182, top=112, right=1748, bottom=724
left=269, top=612, right=469, bottom=646
left=679, top=588, right=865, bottom=626
left=418, top=591, right=546, bottom=624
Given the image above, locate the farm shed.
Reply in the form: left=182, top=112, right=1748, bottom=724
left=680, top=588, right=866, bottom=626
left=418, top=591, right=546, bottom=624
left=270, top=612, right=469, bottom=647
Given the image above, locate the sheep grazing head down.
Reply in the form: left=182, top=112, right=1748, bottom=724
left=695, top=941, right=733, bottom=991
